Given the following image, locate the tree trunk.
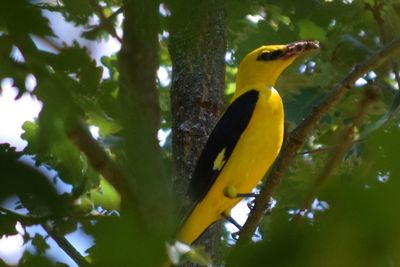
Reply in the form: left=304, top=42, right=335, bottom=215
left=168, top=0, right=226, bottom=264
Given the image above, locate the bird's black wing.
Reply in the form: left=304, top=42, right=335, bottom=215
left=188, top=90, right=259, bottom=202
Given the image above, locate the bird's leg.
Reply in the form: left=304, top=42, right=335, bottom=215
left=236, top=193, right=258, bottom=198
left=223, top=186, right=272, bottom=214
left=224, top=185, right=258, bottom=199
left=221, top=212, right=242, bottom=231
left=221, top=211, right=242, bottom=240
left=247, top=198, right=256, bottom=210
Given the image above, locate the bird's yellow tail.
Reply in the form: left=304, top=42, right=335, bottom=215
left=176, top=201, right=220, bottom=245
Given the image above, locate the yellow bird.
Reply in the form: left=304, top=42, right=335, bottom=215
left=168, top=40, right=319, bottom=265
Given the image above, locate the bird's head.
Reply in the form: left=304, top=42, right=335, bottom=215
left=234, top=40, right=319, bottom=99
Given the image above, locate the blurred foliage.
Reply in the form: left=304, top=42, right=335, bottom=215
left=228, top=121, right=400, bottom=267
left=0, top=0, right=400, bottom=266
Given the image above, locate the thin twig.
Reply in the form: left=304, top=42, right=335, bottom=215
left=297, top=139, right=362, bottom=156
left=67, top=119, right=138, bottom=207
left=0, top=207, right=51, bottom=225
left=366, top=0, right=400, bottom=89
left=87, top=0, right=123, bottom=42
left=0, top=206, right=109, bottom=223
left=236, top=38, right=400, bottom=245
left=108, top=7, right=124, bottom=21
left=32, top=35, right=62, bottom=52
left=0, top=207, right=90, bottom=266
left=294, top=87, right=378, bottom=221
left=296, top=146, right=332, bottom=155
left=42, top=223, right=91, bottom=267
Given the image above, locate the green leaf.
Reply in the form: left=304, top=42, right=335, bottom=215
left=59, top=0, right=94, bottom=25
left=297, top=19, right=327, bottom=43
left=81, top=26, right=110, bottom=41
left=0, top=144, right=69, bottom=218
left=0, top=214, right=19, bottom=236
left=82, top=178, right=121, bottom=211
left=46, top=44, right=103, bottom=97
left=85, top=213, right=167, bottom=267
left=21, top=116, right=99, bottom=189
left=32, top=234, right=50, bottom=255
left=20, top=251, right=55, bottom=267
left=284, top=87, right=325, bottom=125
left=0, top=0, right=54, bottom=37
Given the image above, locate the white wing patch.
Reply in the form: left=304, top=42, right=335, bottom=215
left=213, top=148, right=227, bottom=171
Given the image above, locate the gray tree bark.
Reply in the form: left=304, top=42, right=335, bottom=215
left=168, top=0, right=227, bottom=264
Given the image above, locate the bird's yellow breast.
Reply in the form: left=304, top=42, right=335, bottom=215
left=208, top=87, right=284, bottom=213
left=234, top=88, right=283, bottom=186
left=177, top=87, right=284, bottom=244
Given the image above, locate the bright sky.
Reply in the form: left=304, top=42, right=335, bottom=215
left=0, top=80, right=42, bottom=151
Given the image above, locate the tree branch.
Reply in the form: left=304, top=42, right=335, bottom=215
left=67, top=119, right=138, bottom=206
left=42, top=223, right=91, bottom=267
left=0, top=207, right=90, bottom=267
left=295, top=87, right=378, bottom=220
left=87, top=0, right=122, bottom=42
left=237, top=37, right=400, bottom=245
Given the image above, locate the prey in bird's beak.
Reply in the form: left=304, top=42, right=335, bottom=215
left=280, top=40, right=320, bottom=59
left=256, top=40, right=320, bottom=62
left=240, top=40, right=320, bottom=91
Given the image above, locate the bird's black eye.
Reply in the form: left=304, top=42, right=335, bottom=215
left=257, top=50, right=283, bottom=61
